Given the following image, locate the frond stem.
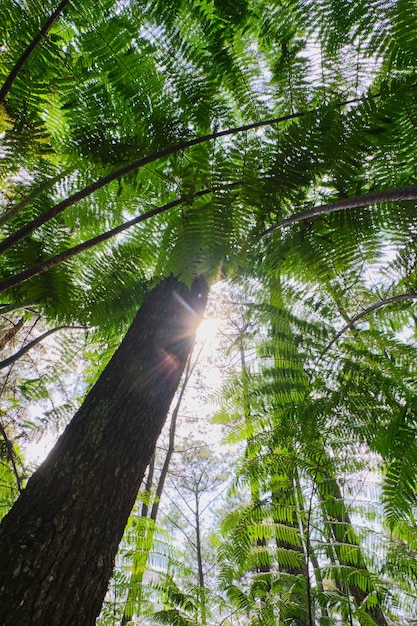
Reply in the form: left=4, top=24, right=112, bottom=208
left=321, top=293, right=417, bottom=357
left=261, top=185, right=417, bottom=237
left=0, top=96, right=365, bottom=255
left=0, top=184, right=238, bottom=293
left=0, top=0, right=71, bottom=104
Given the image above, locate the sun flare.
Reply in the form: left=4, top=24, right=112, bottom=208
left=196, top=316, right=222, bottom=344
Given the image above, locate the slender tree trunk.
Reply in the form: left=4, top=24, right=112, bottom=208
left=121, top=353, right=197, bottom=625
left=0, top=275, right=208, bottom=626
left=194, top=485, right=207, bottom=626
left=295, top=473, right=330, bottom=625
left=119, top=457, right=156, bottom=625
left=272, top=479, right=311, bottom=625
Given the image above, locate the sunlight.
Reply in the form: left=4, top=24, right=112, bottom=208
left=196, top=316, right=222, bottom=344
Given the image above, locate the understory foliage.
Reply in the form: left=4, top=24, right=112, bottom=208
left=1, top=0, right=417, bottom=623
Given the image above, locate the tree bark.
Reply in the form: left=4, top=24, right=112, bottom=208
left=0, top=275, right=208, bottom=626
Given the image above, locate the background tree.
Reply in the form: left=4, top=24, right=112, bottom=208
left=215, top=271, right=417, bottom=624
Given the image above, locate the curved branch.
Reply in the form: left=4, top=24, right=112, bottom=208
left=0, top=96, right=365, bottom=255
left=0, top=183, right=238, bottom=293
left=321, top=293, right=417, bottom=357
left=261, top=185, right=417, bottom=237
left=0, top=325, right=85, bottom=370
left=0, top=0, right=71, bottom=104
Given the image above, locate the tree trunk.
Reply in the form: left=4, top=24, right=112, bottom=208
left=317, top=472, right=389, bottom=626
left=194, top=485, right=207, bottom=626
left=0, top=275, right=208, bottom=626
left=120, top=355, right=195, bottom=625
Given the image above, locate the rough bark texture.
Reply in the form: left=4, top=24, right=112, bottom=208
left=0, top=275, right=208, bottom=626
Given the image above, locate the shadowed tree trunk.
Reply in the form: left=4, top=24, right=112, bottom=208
left=317, top=472, right=389, bottom=626
left=0, top=275, right=208, bottom=626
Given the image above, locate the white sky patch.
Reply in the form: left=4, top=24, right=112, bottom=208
left=23, top=427, right=58, bottom=465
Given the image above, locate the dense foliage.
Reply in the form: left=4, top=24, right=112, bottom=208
left=1, top=0, right=417, bottom=623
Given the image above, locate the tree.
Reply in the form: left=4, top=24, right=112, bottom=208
left=2, top=0, right=417, bottom=623
left=0, top=306, right=88, bottom=517
left=0, top=276, right=208, bottom=625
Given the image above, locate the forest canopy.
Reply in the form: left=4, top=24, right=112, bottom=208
left=1, top=0, right=417, bottom=624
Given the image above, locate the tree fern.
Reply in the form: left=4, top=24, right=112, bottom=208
left=3, top=0, right=417, bottom=622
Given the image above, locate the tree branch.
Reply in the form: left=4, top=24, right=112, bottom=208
left=0, top=184, right=238, bottom=293
left=0, top=96, right=365, bottom=255
left=0, top=325, right=85, bottom=370
left=321, top=293, right=417, bottom=357
left=0, top=0, right=71, bottom=104
left=261, top=185, right=417, bottom=237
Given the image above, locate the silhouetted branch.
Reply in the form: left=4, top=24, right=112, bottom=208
left=0, top=325, right=85, bottom=370
left=0, top=95, right=366, bottom=255
left=0, top=183, right=238, bottom=293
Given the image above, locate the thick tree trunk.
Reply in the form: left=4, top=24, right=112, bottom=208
left=0, top=275, right=208, bottom=626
